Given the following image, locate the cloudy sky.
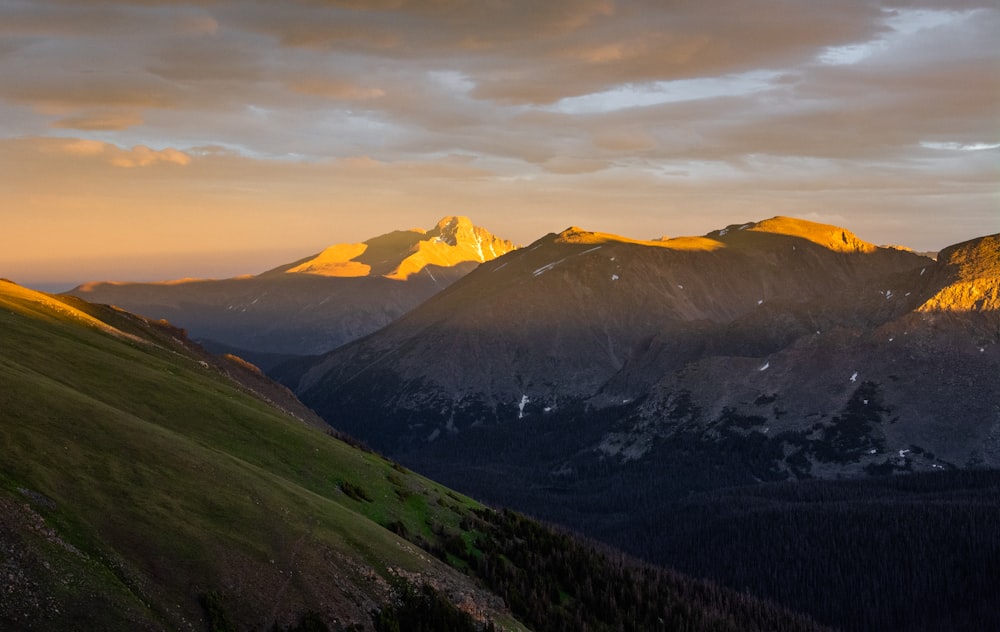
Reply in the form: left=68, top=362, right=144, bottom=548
left=1, top=0, right=997, bottom=289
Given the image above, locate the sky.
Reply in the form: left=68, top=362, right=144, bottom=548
left=1, top=0, right=997, bottom=291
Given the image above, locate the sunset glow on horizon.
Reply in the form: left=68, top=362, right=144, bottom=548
left=1, top=0, right=997, bottom=290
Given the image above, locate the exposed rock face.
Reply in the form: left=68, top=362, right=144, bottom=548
left=279, top=216, right=515, bottom=280
left=289, top=217, right=1000, bottom=481
left=68, top=217, right=514, bottom=359
left=918, top=234, right=1000, bottom=312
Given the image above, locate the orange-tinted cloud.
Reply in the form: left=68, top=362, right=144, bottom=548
left=37, top=137, right=191, bottom=167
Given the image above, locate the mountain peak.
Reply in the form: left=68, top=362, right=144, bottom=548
left=712, top=216, right=877, bottom=253
left=283, top=216, right=515, bottom=280
left=553, top=216, right=880, bottom=255
left=433, top=215, right=473, bottom=239
left=918, top=233, right=1000, bottom=312
left=554, top=227, right=723, bottom=251
left=937, top=233, right=1000, bottom=280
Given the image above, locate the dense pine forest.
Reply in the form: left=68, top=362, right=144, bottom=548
left=414, top=507, right=826, bottom=632
left=607, top=470, right=1000, bottom=631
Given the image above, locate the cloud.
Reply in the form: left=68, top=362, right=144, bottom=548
left=58, top=138, right=105, bottom=156
left=52, top=110, right=144, bottom=130
left=287, top=79, right=386, bottom=101
left=38, top=137, right=191, bottom=167
left=109, top=145, right=191, bottom=168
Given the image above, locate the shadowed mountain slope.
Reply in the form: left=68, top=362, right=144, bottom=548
left=68, top=216, right=515, bottom=360
left=0, top=279, right=828, bottom=631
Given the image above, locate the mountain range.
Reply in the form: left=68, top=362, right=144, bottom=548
left=287, top=216, right=999, bottom=474
left=69, top=216, right=514, bottom=367
left=273, top=216, right=1000, bottom=629
left=31, top=213, right=1000, bottom=630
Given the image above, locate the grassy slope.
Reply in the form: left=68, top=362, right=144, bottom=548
left=1, top=280, right=830, bottom=632
left=0, top=280, right=512, bottom=630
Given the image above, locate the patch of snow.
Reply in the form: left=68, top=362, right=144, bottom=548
left=981, top=347, right=986, bottom=353
left=869, top=448, right=878, bottom=454
left=898, top=449, right=910, bottom=458
left=889, top=337, right=894, bottom=342
left=610, top=257, right=616, bottom=261
left=517, top=394, right=529, bottom=419
left=543, top=406, right=553, bottom=413
left=528, top=243, right=543, bottom=251
left=493, top=262, right=509, bottom=272
left=677, top=284, right=684, bottom=289
left=425, top=268, right=438, bottom=283
left=759, top=361, right=770, bottom=371
left=762, top=427, right=769, bottom=434
left=932, top=463, right=944, bottom=469
left=622, top=398, right=632, bottom=404
left=473, top=233, right=485, bottom=261
left=757, top=299, right=764, bottom=305
left=920, top=267, right=926, bottom=276
left=884, top=290, right=893, bottom=299
left=427, top=428, right=440, bottom=442
left=719, top=228, right=730, bottom=236
left=905, top=292, right=911, bottom=296
left=739, top=223, right=752, bottom=230
left=533, top=258, right=567, bottom=276
left=611, top=274, right=619, bottom=281
left=850, top=371, right=858, bottom=383
left=578, top=246, right=603, bottom=256
left=863, top=399, right=869, bottom=405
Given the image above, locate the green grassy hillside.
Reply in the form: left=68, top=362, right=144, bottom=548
left=0, top=279, right=826, bottom=631
left=0, top=279, right=513, bottom=630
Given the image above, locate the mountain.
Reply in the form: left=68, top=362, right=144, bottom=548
left=282, top=217, right=1000, bottom=629
left=67, top=216, right=515, bottom=363
left=0, top=279, right=830, bottom=631
left=290, top=216, right=999, bottom=472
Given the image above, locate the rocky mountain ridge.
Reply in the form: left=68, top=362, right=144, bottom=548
left=272, top=215, right=515, bottom=280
